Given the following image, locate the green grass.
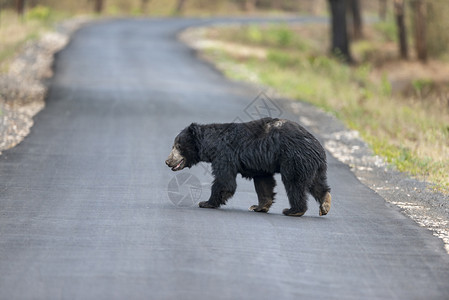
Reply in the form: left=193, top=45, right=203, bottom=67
left=374, top=20, right=397, bottom=42
left=200, top=24, right=449, bottom=193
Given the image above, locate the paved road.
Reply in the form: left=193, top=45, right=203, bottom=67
left=1, top=18, right=448, bottom=299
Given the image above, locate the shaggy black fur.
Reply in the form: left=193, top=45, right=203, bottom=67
left=166, top=117, right=331, bottom=216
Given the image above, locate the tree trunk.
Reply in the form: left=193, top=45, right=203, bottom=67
left=175, top=0, right=187, bottom=14
left=272, top=0, right=282, bottom=10
left=328, top=0, right=352, bottom=63
left=245, top=0, right=257, bottom=12
left=394, top=0, right=408, bottom=59
left=141, top=0, right=150, bottom=14
left=16, top=0, right=25, bottom=16
left=379, top=0, right=387, bottom=20
left=413, top=0, right=427, bottom=62
left=28, top=0, right=38, bottom=8
left=94, top=0, right=104, bottom=14
left=348, top=0, right=363, bottom=40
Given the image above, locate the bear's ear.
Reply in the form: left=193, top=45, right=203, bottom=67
left=188, top=123, right=198, bottom=138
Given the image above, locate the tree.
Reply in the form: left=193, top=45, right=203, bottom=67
left=347, top=0, right=363, bottom=40
left=175, top=0, right=187, bottom=14
left=328, top=0, right=352, bottom=63
left=94, top=0, right=104, bottom=14
left=412, top=0, right=427, bottom=62
left=426, top=0, right=449, bottom=57
left=244, top=0, right=257, bottom=11
left=394, top=0, right=408, bottom=59
left=15, top=0, right=25, bottom=16
left=141, top=0, right=150, bottom=15
left=28, top=0, right=38, bottom=8
left=272, top=0, right=282, bottom=10
left=379, top=0, right=388, bottom=20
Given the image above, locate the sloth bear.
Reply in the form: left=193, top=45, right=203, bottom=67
left=165, top=117, right=331, bottom=217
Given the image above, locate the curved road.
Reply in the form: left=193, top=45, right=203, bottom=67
left=1, top=18, right=448, bottom=299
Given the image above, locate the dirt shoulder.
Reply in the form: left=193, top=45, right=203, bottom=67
left=0, top=17, right=90, bottom=154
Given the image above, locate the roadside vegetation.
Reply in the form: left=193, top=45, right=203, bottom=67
left=198, top=22, right=449, bottom=192
left=0, top=7, right=69, bottom=71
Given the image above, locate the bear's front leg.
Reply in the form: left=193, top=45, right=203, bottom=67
left=199, top=173, right=237, bottom=209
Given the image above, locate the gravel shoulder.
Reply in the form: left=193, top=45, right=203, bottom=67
left=0, top=17, right=90, bottom=154
left=180, top=25, right=449, bottom=254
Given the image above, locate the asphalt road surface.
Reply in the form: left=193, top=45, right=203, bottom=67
left=1, top=18, right=448, bottom=299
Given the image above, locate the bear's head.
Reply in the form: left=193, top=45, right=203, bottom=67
left=165, top=123, right=200, bottom=171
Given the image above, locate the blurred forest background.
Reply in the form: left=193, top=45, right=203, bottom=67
left=1, top=0, right=448, bottom=192
left=1, top=0, right=448, bottom=72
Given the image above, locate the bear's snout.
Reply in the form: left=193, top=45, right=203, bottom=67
left=165, top=148, right=185, bottom=171
left=165, top=155, right=175, bottom=167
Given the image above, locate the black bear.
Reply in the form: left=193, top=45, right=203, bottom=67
left=165, top=117, right=331, bottom=217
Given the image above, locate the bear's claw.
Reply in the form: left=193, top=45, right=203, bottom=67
left=319, top=192, right=331, bottom=216
left=249, top=205, right=269, bottom=213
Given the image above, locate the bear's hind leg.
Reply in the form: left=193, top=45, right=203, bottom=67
left=249, top=175, right=276, bottom=213
left=281, top=175, right=308, bottom=217
left=310, top=166, right=331, bottom=216
left=319, top=192, right=331, bottom=216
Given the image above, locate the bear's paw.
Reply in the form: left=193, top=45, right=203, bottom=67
left=249, top=205, right=269, bottom=213
left=319, top=192, right=331, bottom=216
left=282, top=208, right=306, bottom=217
left=198, top=201, right=218, bottom=209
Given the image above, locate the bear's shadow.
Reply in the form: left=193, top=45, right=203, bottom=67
left=195, top=205, right=329, bottom=221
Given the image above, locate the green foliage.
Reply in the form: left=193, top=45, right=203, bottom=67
left=308, top=55, right=337, bottom=72
left=427, top=1, right=449, bottom=58
left=273, top=25, right=294, bottom=47
left=412, top=78, right=433, bottom=96
left=380, top=74, right=392, bottom=97
left=130, top=7, right=142, bottom=16
left=26, top=5, right=52, bottom=22
left=374, top=20, right=397, bottom=42
left=368, top=137, right=442, bottom=187
left=226, top=24, right=309, bottom=50
left=0, top=9, right=59, bottom=68
left=267, top=50, right=299, bottom=68
left=105, top=4, right=120, bottom=15
left=247, top=25, right=263, bottom=43
left=352, top=40, right=377, bottom=62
